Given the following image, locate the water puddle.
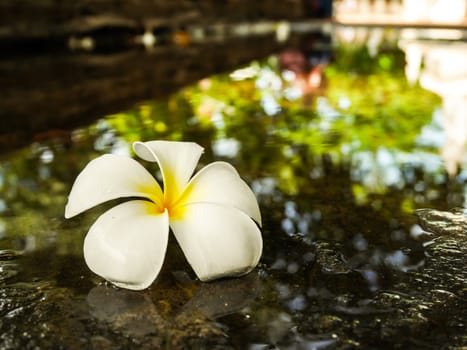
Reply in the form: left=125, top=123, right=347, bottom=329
left=1, top=26, right=466, bottom=349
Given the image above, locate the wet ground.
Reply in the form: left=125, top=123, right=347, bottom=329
left=0, top=25, right=466, bottom=349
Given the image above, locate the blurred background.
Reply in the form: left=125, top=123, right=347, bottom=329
left=0, top=1, right=466, bottom=349
left=1, top=0, right=466, bottom=175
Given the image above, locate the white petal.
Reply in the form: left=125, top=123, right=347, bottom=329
left=84, top=200, right=169, bottom=290
left=170, top=203, right=262, bottom=281
left=65, top=154, right=162, bottom=218
left=132, top=141, right=204, bottom=202
left=178, top=162, right=262, bottom=226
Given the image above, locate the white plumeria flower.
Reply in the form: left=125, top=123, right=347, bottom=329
left=65, top=140, right=262, bottom=290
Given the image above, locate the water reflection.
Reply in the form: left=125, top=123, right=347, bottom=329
left=88, top=286, right=165, bottom=338
left=87, top=273, right=260, bottom=348
left=0, top=26, right=465, bottom=349
left=333, top=24, right=467, bottom=180
left=400, top=32, right=467, bottom=176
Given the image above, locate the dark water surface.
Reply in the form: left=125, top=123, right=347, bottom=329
left=0, top=26, right=466, bottom=349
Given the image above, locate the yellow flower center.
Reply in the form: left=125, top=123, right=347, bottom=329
left=151, top=170, right=191, bottom=220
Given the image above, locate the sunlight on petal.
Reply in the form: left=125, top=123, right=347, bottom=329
left=178, top=161, right=262, bottom=225
left=65, top=154, right=163, bottom=218
left=84, top=200, right=169, bottom=290
left=133, top=141, right=204, bottom=203
left=170, top=203, right=262, bottom=281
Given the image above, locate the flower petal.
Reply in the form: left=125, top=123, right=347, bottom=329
left=83, top=200, right=169, bottom=290
left=133, top=141, right=204, bottom=203
left=65, top=154, right=162, bottom=218
left=177, top=161, right=262, bottom=226
left=170, top=203, right=262, bottom=281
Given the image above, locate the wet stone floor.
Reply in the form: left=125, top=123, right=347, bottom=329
left=0, top=207, right=465, bottom=349
left=1, top=29, right=467, bottom=349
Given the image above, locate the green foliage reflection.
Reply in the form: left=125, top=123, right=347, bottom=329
left=0, top=44, right=461, bottom=253
left=105, top=45, right=444, bottom=197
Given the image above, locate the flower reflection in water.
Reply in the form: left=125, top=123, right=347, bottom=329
left=87, top=273, right=261, bottom=348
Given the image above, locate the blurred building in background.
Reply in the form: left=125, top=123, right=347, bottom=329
left=334, top=0, right=467, bottom=27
